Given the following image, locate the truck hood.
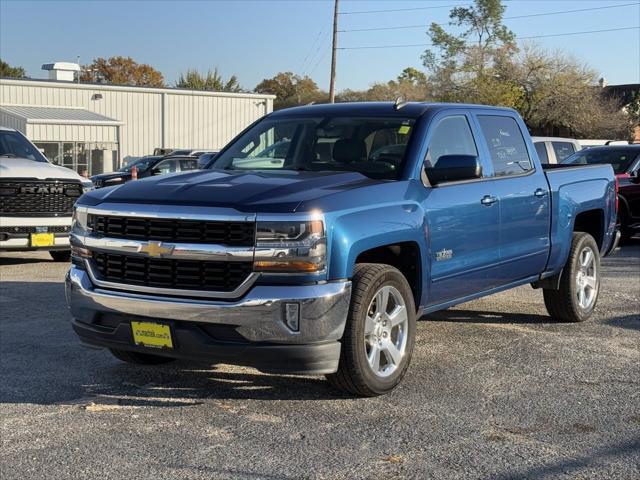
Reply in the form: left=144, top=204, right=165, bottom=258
left=0, top=157, right=85, bottom=182
left=81, top=169, right=382, bottom=213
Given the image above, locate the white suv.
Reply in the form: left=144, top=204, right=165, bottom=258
left=0, top=127, right=92, bottom=261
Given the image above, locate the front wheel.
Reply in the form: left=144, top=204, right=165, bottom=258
left=326, top=264, right=416, bottom=397
left=543, top=232, right=600, bottom=322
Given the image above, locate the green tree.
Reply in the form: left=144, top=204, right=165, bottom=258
left=422, top=0, right=517, bottom=104
left=176, top=68, right=241, bottom=92
left=80, top=56, right=164, bottom=87
left=0, top=59, right=26, bottom=78
left=255, top=72, right=326, bottom=109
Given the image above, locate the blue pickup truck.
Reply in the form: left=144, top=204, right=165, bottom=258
left=66, top=103, right=619, bottom=396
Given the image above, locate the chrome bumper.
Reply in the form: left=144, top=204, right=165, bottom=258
left=65, top=266, right=351, bottom=344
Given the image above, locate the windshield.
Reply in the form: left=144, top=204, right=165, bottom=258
left=118, top=156, right=160, bottom=173
left=0, top=130, right=48, bottom=163
left=563, top=147, right=639, bottom=174
left=211, top=116, right=416, bottom=180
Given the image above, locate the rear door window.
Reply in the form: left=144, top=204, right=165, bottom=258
left=551, top=142, right=576, bottom=162
left=534, top=142, right=549, bottom=164
left=154, top=159, right=178, bottom=174
left=478, top=116, right=533, bottom=176
left=179, top=159, right=198, bottom=171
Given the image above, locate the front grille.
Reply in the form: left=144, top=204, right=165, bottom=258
left=0, top=180, right=81, bottom=216
left=92, top=252, right=252, bottom=292
left=89, top=215, right=255, bottom=246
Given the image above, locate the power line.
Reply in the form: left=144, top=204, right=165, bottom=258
left=300, top=29, right=331, bottom=76
left=339, top=2, right=469, bottom=15
left=298, top=29, right=326, bottom=73
left=337, top=26, right=640, bottom=50
left=339, top=2, right=640, bottom=33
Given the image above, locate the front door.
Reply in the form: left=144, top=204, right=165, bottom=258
left=421, top=114, right=501, bottom=306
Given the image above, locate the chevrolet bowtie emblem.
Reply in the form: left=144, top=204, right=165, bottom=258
left=138, top=241, right=175, bottom=258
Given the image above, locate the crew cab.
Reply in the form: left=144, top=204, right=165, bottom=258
left=0, top=127, right=92, bottom=261
left=66, top=103, right=619, bottom=396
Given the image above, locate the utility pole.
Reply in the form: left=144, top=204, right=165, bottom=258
left=329, top=0, right=339, bottom=103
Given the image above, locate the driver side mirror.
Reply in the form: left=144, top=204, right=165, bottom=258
left=630, top=170, right=640, bottom=183
left=425, top=155, right=482, bottom=185
left=151, top=168, right=162, bottom=176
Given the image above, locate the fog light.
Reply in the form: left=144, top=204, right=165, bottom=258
left=284, top=303, right=300, bottom=332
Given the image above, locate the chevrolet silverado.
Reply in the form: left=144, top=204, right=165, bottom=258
left=66, top=103, right=619, bottom=396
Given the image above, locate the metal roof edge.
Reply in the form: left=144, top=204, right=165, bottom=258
left=0, top=77, right=276, bottom=100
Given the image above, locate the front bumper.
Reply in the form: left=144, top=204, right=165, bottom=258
left=65, top=266, right=351, bottom=374
left=0, top=216, right=71, bottom=251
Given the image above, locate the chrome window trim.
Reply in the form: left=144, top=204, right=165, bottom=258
left=83, top=235, right=254, bottom=262
left=84, top=260, right=260, bottom=299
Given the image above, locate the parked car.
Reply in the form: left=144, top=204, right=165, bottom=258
left=0, top=127, right=92, bottom=261
left=90, top=155, right=199, bottom=188
left=67, top=102, right=619, bottom=396
left=579, top=139, right=629, bottom=149
left=531, top=136, right=582, bottom=164
left=563, top=145, right=640, bottom=239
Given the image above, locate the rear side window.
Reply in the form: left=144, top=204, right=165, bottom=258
left=179, top=159, right=198, bottom=171
left=425, top=115, right=477, bottom=168
left=552, top=142, right=576, bottom=162
left=534, top=142, right=549, bottom=164
left=478, top=116, right=533, bottom=176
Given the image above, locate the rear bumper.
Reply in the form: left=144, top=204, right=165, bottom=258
left=65, top=266, right=351, bottom=374
left=604, top=229, right=621, bottom=256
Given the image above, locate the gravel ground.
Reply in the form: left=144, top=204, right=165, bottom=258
left=1, top=242, right=638, bottom=480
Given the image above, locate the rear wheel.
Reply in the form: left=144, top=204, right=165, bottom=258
left=543, top=232, right=600, bottom=322
left=50, top=250, right=71, bottom=262
left=109, top=348, right=176, bottom=365
left=326, top=264, right=416, bottom=397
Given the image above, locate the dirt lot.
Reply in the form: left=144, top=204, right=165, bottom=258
left=1, top=243, right=638, bottom=480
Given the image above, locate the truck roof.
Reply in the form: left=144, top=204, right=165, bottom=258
left=270, top=101, right=517, bottom=118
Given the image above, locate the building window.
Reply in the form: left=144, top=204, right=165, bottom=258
left=34, top=141, right=118, bottom=176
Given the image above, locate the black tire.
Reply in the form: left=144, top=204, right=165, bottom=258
left=49, top=250, right=71, bottom=262
left=326, top=263, right=416, bottom=397
left=543, top=232, right=600, bottom=322
left=109, top=348, right=176, bottom=365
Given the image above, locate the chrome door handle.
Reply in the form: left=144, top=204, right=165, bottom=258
left=481, top=195, right=498, bottom=206
left=534, top=188, right=548, bottom=198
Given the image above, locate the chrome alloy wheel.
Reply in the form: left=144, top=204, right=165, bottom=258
left=576, top=246, right=598, bottom=309
left=364, top=285, right=409, bottom=378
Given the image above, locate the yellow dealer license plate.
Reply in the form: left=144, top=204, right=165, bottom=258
left=30, top=233, right=55, bottom=247
left=131, top=321, right=173, bottom=349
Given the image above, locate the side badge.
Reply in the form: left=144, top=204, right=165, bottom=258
left=435, top=249, right=453, bottom=261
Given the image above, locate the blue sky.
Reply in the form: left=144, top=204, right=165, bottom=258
left=1, top=0, right=638, bottom=91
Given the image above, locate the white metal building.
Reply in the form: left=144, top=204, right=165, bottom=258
left=0, top=76, right=274, bottom=176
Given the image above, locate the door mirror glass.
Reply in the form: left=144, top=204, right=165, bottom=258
left=425, top=155, right=482, bottom=185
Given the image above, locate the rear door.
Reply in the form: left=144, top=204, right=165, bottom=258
left=474, top=114, right=551, bottom=284
left=421, top=112, right=501, bottom=306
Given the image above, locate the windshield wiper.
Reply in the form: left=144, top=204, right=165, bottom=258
left=0, top=153, right=18, bottom=158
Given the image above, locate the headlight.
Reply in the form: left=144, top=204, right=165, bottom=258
left=81, top=181, right=94, bottom=192
left=104, top=177, right=123, bottom=185
left=254, top=219, right=326, bottom=273
left=72, top=206, right=90, bottom=231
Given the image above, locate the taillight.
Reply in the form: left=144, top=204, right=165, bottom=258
left=614, top=175, right=622, bottom=213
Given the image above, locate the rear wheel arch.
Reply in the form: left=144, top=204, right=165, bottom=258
left=573, top=209, right=605, bottom=250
